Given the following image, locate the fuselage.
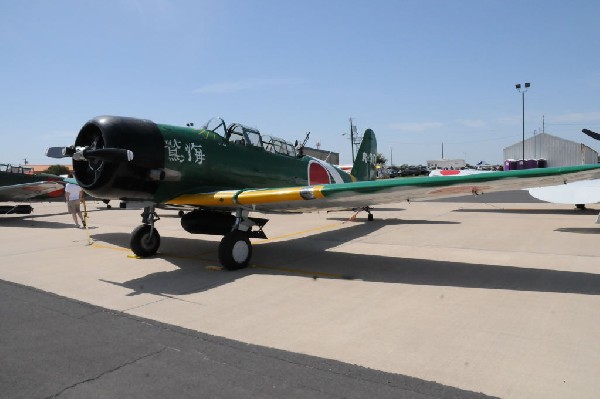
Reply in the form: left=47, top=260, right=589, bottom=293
left=71, top=116, right=354, bottom=203
left=154, top=123, right=354, bottom=202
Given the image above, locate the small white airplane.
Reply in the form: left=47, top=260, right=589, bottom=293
left=429, top=166, right=600, bottom=222
left=531, top=129, right=600, bottom=211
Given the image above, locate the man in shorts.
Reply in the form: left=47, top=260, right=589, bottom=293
left=65, top=178, right=86, bottom=228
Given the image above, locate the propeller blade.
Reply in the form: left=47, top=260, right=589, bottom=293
left=46, top=146, right=75, bottom=158
left=582, top=129, right=600, bottom=141
left=48, top=146, right=133, bottom=162
left=81, top=148, right=134, bottom=162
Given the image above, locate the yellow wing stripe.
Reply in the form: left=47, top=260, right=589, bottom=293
left=166, top=190, right=238, bottom=206
left=166, top=186, right=325, bottom=207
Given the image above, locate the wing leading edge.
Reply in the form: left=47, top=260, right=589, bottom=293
left=165, top=164, right=600, bottom=212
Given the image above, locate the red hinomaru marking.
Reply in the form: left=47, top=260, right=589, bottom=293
left=440, top=170, right=461, bottom=176
left=309, top=162, right=330, bottom=185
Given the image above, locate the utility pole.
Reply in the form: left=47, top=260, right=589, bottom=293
left=542, top=115, right=545, bottom=134
left=349, top=118, right=355, bottom=161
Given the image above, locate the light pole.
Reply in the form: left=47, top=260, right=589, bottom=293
left=515, top=82, right=530, bottom=161
left=348, top=118, right=359, bottom=160
left=343, top=118, right=361, bottom=161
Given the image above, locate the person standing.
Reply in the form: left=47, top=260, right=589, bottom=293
left=64, top=178, right=86, bottom=228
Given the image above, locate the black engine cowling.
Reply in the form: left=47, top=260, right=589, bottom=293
left=73, top=116, right=165, bottom=200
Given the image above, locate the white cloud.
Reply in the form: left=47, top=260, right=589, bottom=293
left=456, top=119, right=487, bottom=129
left=388, top=122, right=443, bottom=132
left=549, top=111, right=600, bottom=124
left=193, top=78, right=300, bottom=94
left=496, top=116, right=521, bottom=126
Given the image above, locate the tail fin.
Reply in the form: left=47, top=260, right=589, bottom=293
left=350, top=129, right=378, bottom=181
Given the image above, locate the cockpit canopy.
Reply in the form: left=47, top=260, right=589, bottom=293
left=203, top=117, right=297, bottom=157
left=226, top=123, right=262, bottom=147
left=262, top=135, right=297, bottom=157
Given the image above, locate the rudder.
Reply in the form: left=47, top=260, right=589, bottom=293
left=350, top=129, right=378, bottom=181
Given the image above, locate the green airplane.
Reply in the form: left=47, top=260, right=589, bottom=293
left=0, top=164, right=65, bottom=214
left=47, top=115, right=600, bottom=270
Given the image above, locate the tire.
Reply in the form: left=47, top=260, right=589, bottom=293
left=130, top=224, right=161, bottom=257
left=218, top=231, right=252, bottom=270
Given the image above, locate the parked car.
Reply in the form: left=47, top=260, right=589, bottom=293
left=401, top=165, right=424, bottom=176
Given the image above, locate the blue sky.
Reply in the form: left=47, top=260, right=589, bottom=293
left=1, top=0, right=600, bottom=166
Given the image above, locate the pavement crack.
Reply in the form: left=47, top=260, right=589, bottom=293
left=47, top=347, right=168, bottom=398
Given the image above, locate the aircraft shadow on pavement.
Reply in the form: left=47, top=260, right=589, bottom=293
left=0, top=207, right=110, bottom=229
left=0, top=217, right=75, bottom=229
left=92, top=217, right=600, bottom=298
left=555, top=227, right=600, bottom=235
left=454, top=208, right=598, bottom=215
left=325, top=217, right=459, bottom=225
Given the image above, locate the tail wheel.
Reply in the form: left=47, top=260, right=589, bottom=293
left=218, top=231, right=252, bottom=270
left=130, top=224, right=160, bottom=257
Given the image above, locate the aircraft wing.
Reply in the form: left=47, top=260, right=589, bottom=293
left=528, top=179, right=600, bottom=205
left=166, top=164, right=600, bottom=212
left=0, top=181, right=64, bottom=201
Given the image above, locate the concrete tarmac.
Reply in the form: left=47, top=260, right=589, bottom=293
left=1, top=194, right=599, bottom=398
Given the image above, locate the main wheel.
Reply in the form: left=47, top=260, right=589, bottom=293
left=130, top=224, right=161, bottom=257
left=218, top=231, right=252, bottom=270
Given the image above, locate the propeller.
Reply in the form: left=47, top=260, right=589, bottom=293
left=46, top=146, right=134, bottom=162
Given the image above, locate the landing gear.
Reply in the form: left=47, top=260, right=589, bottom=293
left=218, top=230, right=252, bottom=270
left=350, top=206, right=374, bottom=221
left=216, top=208, right=267, bottom=270
left=130, top=224, right=161, bottom=257
left=365, top=206, right=374, bottom=221
left=127, top=205, right=267, bottom=270
left=130, top=206, right=161, bottom=257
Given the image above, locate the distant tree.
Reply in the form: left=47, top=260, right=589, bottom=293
left=44, top=164, right=70, bottom=176
left=376, top=153, right=387, bottom=165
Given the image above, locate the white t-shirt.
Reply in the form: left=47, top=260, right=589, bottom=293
left=65, top=183, right=83, bottom=201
